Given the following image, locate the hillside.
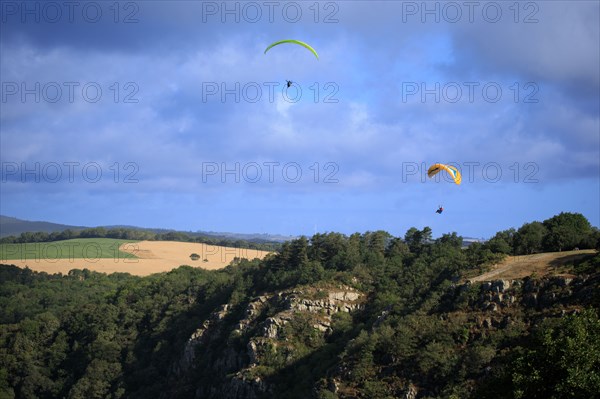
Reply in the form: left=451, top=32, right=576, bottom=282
left=1, top=214, right=599, bottom=399
left=0, top=215, right=87, bottom=237
left=0, top=215, right=292, bottom=243
left=470, top=249, right=597, bottom=282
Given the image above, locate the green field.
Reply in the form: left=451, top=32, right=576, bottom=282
left=0, top=238, right=139, bottom=261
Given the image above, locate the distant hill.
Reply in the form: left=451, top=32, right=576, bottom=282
left=101, top=224, right=296, bottom=243
left=192, top=230, right=297, bottom=243
left=0, top=215, right=483, bottom=244
left=0, top=215, right=295, bottom=243
left=0, top=216, right=87, bottom=237
left=462, top=236, right=487, bottom=247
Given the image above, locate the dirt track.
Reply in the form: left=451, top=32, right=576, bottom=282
left=469, top=250, right=596, bottom=282
left=3, top=241, right=271, bottom=276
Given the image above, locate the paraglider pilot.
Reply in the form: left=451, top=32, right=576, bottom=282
left=436, top=206, right=444, bottom=214
left=286, top=80, right=293, bottom=88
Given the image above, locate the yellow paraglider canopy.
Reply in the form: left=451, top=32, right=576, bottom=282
left=427, top=163, right=461, bottom=185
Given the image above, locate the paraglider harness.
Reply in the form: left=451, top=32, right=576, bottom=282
left=436, top=206, right=443, bottom=214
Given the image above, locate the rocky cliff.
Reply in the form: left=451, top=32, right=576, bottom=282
left=174, top=285, right=364, bottom=398
left=169, top=270, right=598, bottom=399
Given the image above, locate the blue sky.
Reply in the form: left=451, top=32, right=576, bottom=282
left=1, top=0, right=599, bottom=239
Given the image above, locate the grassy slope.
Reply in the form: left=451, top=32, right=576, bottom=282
left=470, top=249, right=597, bottom=282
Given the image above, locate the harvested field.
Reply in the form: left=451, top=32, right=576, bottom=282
left=1, top=240, right=272, bottom=276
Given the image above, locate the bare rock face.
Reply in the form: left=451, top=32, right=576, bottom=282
left=282, top=289, right=363, bottom=315
left=555, top=277, right=573, bottom=287
left=245, top=296, right=268, bottom=318
left=247, top=338, right=271, bottom=365
left=175, top=286, right=364, bottom=399
left=472, top=273, right=593, bottom=315
left=221, top=372, right=267, bottom=399
left=251, top=288, right=364, bottom=340
left=175, top=304, right=232, bottom=375
left=477, top=280, right=518, bottom=310
left=404, top=383, right=418, bottom=399
left=329, top=291, right=361, bottom=301
left=178, top=324, right=207, bottom=371
left=234, top=296, right=269, bottom=335
left=260, top=316, right=284, bottom=339
left=491, top=279, right=511, bottom=293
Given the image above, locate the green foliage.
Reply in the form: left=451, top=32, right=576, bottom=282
left=437, top=232, right=463, bottom=249
left=482, top=213, right=597, bottom=256
left=404, top=227, right=432, bottom=254
left=542, top=212, right=594, bottom=252
left=510, top=310, right=600, bottom=398
left=462, top=344, right=496, bottom=375
left=484, top=229, right=516, bottom=254
left=0, top=264, right=232, bottom=398
left=464, top=242, right=506, bottom=275
left=514, top=222, right=546, bottom=254
left=572, top=253, right=600, bottom=274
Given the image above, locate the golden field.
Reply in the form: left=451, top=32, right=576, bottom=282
left=2, top=240, right=271, bottom=276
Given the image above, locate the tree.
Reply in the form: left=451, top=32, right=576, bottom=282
left=580, top=227, right=600, bottom=250
left=80, top=228, right=107, bottom=238
left=59, top=229, right=77, bottom=240
left=386, top=238, right=410, bottom=259
left=404, top=227, right=432, bottom=254
left=366, top=231, right=391, bottom=255
left=298, top=260, right=325, bottom=285
left=510, top=309, right=600, bottom=399
left=362, top=231, right=390, bottom=267
left=514, top=222, right=546, bottom=254
left=437, top=232, right=463, bottom=249
left=309, top=232, right=348, bottom=270
left=485, top=228, right=515, bottom=254
left=543, top=212, right=593, bottom=252
left=290, top=236, right=309, bottom=268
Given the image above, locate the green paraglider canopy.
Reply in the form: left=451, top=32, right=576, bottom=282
left=264, top=39, right=319, bottom=60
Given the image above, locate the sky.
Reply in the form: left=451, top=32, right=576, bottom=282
left=1, top=0, right=599, bottom=239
